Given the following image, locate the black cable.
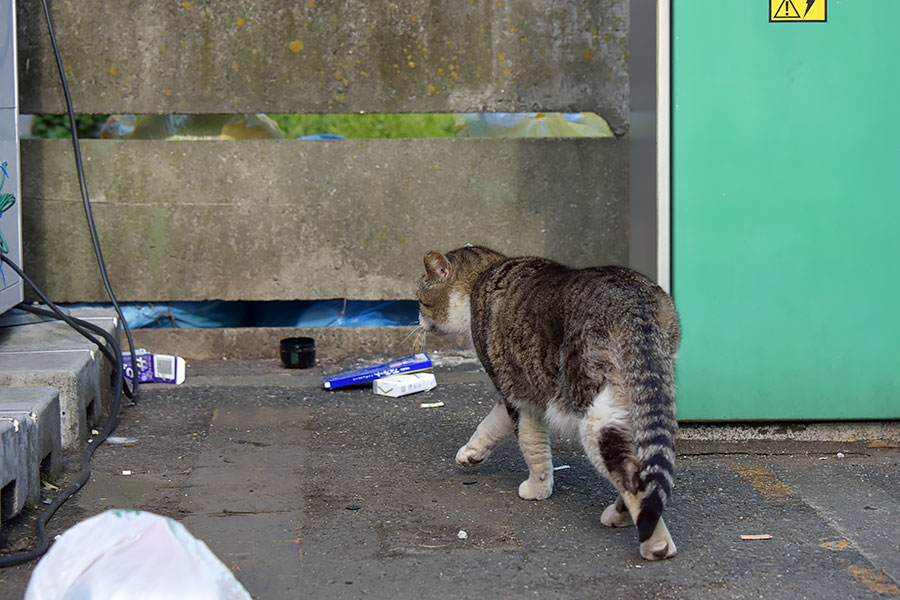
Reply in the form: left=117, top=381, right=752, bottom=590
left=0, top=255, right=125, bottom=568
left=39, top=0, right=139, bottom=398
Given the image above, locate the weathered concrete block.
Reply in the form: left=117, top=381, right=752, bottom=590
left=0, top=386, right=62, bottom=478
left=0, top=416, right=26, bottom=525
left=0, top=386, right=61, bottom=525
left=17, top=0, right=629, bottom=131
left=22, top=137, right=629, bottom=303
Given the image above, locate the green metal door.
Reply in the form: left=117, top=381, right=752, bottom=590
left=672, top=1, right=900, bottom=420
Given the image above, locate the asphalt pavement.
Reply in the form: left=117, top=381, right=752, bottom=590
left=2, top=352, right=899, bottom=599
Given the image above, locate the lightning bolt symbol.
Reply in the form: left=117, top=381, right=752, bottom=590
left=804, top=0, right=816, bottom=17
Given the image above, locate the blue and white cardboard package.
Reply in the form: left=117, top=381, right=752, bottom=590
left=322, top=353, right=432, bottom=389
left=122, top=348, right=186, bottom=385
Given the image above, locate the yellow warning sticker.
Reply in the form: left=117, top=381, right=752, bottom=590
left=770, top=0, right=826, bottom=22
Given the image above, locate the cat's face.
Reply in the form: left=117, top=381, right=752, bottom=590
left=416, top=251, right=471, bottom=337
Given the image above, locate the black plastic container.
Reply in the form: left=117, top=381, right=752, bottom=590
left=280, top=337, right=316, bottom=369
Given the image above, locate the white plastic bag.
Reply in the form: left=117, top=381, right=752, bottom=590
left=25, top=509, right=251, bottom=600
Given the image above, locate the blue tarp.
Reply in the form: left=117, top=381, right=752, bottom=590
left=61, top=300, right=419, bottom=329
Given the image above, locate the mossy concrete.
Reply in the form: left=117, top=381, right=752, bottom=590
left=17, top=0, right=629, bottom=133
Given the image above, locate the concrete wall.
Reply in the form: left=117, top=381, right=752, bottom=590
left=22, top=137, right=627, bottom=302
left=16, top=0, right=630, bottom=304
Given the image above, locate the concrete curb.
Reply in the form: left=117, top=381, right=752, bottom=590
left=132, top=326, right=469, bottom=362
left=679, top=421, right=900, bottom=444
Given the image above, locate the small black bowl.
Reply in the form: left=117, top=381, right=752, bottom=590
left=280, top=337, right=316, bottom=369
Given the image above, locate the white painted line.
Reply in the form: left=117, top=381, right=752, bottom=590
left=776, top=465, right=900, bottom=585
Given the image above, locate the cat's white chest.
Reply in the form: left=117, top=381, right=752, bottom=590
left=447, top=291, right=473, bottom=340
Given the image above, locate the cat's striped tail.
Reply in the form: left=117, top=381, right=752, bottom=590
left=622, top=304, right=678, bottom=543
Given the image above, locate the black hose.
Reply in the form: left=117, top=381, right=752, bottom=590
left=39, top=0, right=139, bottom=398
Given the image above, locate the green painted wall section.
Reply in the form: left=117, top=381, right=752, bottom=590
left=672, top=1, right=900, bottom=420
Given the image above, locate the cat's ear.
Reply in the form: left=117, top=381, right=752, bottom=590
left=424, top=251, right=452, bottom=282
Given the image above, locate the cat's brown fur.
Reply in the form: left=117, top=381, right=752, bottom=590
left=416, top=245, right=680, bottom=560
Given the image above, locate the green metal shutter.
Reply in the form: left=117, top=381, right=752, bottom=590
left=672, top=1, right=900, bottom=420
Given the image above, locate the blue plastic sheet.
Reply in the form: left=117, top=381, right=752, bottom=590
left=60, top=300, right=419, bottom=329
left=297, top=133, right=345, bottom=140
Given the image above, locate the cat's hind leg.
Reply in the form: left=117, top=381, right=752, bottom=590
left=600, top=494, right=633, bottom=527
left=618, top=492, right=677, bottom=560
left=579, top=386, right=676, bottom=560
left=516, top=410, right=554, bottom=500
left=456, top=401, right=515, bottom=467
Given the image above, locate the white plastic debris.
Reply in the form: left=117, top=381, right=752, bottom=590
left=106, top=437, right=138, bottom=445
left=457, top=530, right=468, bottom=540
left=373, top=373, right=437, bottom=397
left=25, top=509, right=251, bottom=600
left=836, top=452, right=846, bottom=458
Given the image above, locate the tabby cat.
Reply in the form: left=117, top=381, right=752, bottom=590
left=416, top=245, right=680, bottom=560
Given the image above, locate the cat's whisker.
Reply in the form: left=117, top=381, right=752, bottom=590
left=400, top=322, right=421, bottom=346
left=411, top=325, right=426, bottom=353
left=418, top=328, right=428, bottom=353
left=400, top=322, right=430, bottom=354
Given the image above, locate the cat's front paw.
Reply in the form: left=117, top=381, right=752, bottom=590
left=456, top=444, right=488, bottom=467
left=517, top=473, right=554, bottom=500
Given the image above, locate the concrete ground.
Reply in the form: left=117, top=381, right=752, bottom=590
left=1, top=352, right=899, bottom=599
